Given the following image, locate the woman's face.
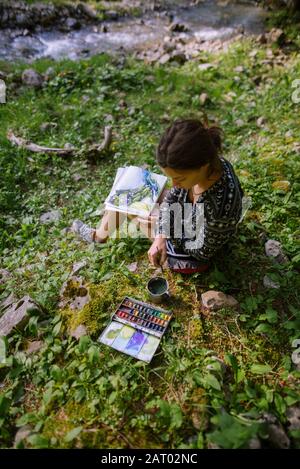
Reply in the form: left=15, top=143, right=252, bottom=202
left=161, top=165, right=209, bottom=189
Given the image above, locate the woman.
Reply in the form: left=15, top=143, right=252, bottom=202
left=72, top=118, right=244, bottom=274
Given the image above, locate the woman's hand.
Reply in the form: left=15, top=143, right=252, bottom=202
left=148, top=236, right=167, bottom=267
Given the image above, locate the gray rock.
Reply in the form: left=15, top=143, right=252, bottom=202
left=65, top=17, right=81, bottom=30
left=286, top=406, right=300, bottom=431
left=248, top=436, right=261, bottom=449
left=257, top=116, right=266, bottom=127
left=70, top=324, right=87, bottom=340
left=14, top=425, right=32, bottom=447
left=0, top=292, right=16, bottom=312
left=0, top=295, right=42, bottom=336
left=267, top=423, right=290, bottom=449
left=26, top=340, right=44, bottom=354
left=263, top=275, right=280, bottom=289
left=126, top=262, right=138, bottom=273
left=265, top=239, right=289, bottom=264
left=71, top=260, right=87, bottom=276
left=159, top=53, right=171, bottom=64
left=39, top=210, right=61, bottom=224
left=21, top=69, right=43, bottom=88
left=0, top=269, right=11, bottom=286
left=59, top=276, right=90, bottom=311
left=198, top=63, right=215, bottom=71
left=201, top=290, right=239, bottom=312
left=77, top=3, right=98, bottom=19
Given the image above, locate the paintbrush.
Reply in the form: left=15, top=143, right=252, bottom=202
left=156, top=247, right=164, bottom=275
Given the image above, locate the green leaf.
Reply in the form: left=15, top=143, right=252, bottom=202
left=225, top=353, right=239, bottom=377
left=254, top=323, right=273, bottom=334
left=64, top=426, right=83, bottom=442
left=274, top=393, right=286, bottom=415
left=250, top=364, right=272, bottom=375
left=0, top=337, right=7, bottom=367
left=53, top=320, right=62, bottom=336
left=27, top=434, right=49, bottom=448
left=204, top=373, right=221, bottom=391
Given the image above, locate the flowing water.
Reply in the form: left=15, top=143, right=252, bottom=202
left=0, top=0, right=268, bottom=62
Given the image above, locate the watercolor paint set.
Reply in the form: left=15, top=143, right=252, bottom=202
left=98, top=296, right=173, bottom=363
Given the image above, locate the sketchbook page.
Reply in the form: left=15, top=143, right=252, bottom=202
left=104, top=166, right=167, bottom=217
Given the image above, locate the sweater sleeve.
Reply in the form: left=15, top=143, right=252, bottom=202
left=183, top=215, right=239, bottom=262
left=155, top=186, right=182, bottom=238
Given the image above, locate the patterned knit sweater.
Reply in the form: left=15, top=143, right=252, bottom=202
left=156, top=157, right=244, bottom=263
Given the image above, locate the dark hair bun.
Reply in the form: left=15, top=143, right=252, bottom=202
left=207, top=126, right=224, bottom=153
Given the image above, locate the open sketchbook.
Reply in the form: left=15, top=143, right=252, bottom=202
left=104, top=166, right=168, bottom=217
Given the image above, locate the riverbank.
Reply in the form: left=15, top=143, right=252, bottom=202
left=0, top=3, right=300, bottom=450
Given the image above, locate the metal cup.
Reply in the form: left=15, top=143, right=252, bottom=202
left=147, top=277, right=170, bottom=304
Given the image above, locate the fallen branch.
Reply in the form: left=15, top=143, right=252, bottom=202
left=88, top=125, right=112, bottom=153
left=7, top=130, right=75, bottom=156
left=7, top=126, right=113, bottom=158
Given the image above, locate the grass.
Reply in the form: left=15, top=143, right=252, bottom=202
left=0, top=12, right=300, bottom=449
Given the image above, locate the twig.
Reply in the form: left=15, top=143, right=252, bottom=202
left=7, top=130, right=75, bottom=156
left=89, top=126, right=112, bottom=153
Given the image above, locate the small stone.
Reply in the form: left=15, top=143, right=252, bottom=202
left=265, top=239, right=289, bottom=264
left=235, top=119, right=245, bottom=127
left=286, top=406, right=300, bottom=431
left=77, top=2, right=98, bottom=19
left=267, top=424, right=290, bottom=449
left=263, top=275, right=280, bottom=289
left=292, top=142, right=300, bottom=155
left=257, top=116, right=266, bottom=127
left=201, top=290, right=239, bottom=312
left=0, top=269, right=11, bottom=286
left=39, top=122, right=52, bottom=132
left=199, top=93, right=208, bottom=105
left=159, top=53, right=171, bottom=64
left=39, top=210, right=61, bottom=224
left=248, top=437, right=261, bottom=449
left=70, top=324, right=87, bottom=340
left=65, top=17, right=81, bottom=30
left=267, top=28, right=285, bottom=45
left=14, top=425, right=32, bottom=447
left=26, top=340, right=44, bottom=354
left=198, top=63, right=215, bottom=71
left=126, top=262, right=138, bottom=273
left=72, top=173, right=83, bottom=182
left=234, top=65, right=245, bottom=73
left=71, top=260, right=87, bottom=276
left=104, top=114, right=114, bottom=123
left=21, top=69, right=43, bottom=88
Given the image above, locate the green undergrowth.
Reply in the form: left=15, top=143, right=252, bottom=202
left=0, top=12, right=300, bottom=449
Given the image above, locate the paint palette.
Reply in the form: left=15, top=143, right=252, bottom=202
left=98, top=296, right=173, bottom=363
